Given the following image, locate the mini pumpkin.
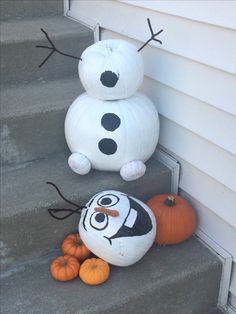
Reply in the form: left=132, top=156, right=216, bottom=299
left=147, top=194, right=197, bottom=245
left=50, top=255, right=80, bottom=281
left=62, top=233, right=90, bottom=261
left=79, top=258, right=110, bottom=285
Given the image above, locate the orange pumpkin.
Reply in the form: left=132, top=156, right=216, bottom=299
left=79, top=258, right=110, bottom=285
left=50, top=255, right=80, bottom=281
left=62, top=233, right=90, bottom=261
left=147, top=194, right=197, bottom=245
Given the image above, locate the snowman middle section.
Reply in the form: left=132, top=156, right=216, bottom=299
left=65, top=92, right=159, bottom=180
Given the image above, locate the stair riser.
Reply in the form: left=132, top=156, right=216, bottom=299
left=105, top=264, right=222, bottom=314
left=1, top=210, right=77, bottom=270
left=1, top=34, right=93, bottom=85
left=0, top=0, right=63, bottom=20
left=0, top=170, right=171, bottom=271
left=1, top=109, right=69, bottom=166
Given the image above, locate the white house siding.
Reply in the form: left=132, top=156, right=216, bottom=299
left=69, top=0, right=236, bottom=305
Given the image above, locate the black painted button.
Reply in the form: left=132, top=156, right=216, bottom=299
left=101, top=113, right=121, bottom=131
left=100, top=71, right=119, bottom=87
left=98, top=138, right=117, bottom=155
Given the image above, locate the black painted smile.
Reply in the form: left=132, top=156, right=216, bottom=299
left=103, top=197, right=153, bottom=245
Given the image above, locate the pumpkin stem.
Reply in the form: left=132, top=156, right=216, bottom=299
left=164, top=195, right=176, bottom=207
left=62, top=260, right=68, bottom=267
left=76, top=239, right=83, bottom=246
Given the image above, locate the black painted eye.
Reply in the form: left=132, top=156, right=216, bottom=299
left=95, top=213, right=106, bottom=222
left=90, top=212, right=108, bottom=230
left=97, top=194, right=119, bottom=207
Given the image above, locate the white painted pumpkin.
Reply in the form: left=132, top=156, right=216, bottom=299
left=79, top=190, right=156, bottom=266
left=79, top=39, right=144, bottom=100
left=64, top=92, right=159, bottom=180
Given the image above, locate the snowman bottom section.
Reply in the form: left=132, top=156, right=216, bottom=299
left=65, top=92, right=160, bottom=171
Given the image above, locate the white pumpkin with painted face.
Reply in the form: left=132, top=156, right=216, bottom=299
left=79, top=190, right=156, bottom=266
left=79, top=39, right=144, bottom=101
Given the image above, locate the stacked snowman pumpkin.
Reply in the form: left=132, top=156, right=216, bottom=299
left=37, top=20, right=162, bottom=181
left=64, top=38, right=160, bottom=181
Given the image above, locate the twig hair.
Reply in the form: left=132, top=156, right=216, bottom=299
left=47, top=182, right=85, bottom=220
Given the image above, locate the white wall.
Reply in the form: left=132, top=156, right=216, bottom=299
left=69, top=0, right=236, bottom=307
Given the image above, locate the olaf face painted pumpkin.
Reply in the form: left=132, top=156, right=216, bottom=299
left=79, top=190, right=156, bottom=266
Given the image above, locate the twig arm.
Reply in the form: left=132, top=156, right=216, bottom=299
left=36, top=28, right=82, bottom=67
left=137, top=18, right=163, bottom=52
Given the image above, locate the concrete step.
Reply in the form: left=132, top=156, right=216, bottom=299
left=212, top=310, right=226, bottom=314
left=0, top=237, right=222, bottom=314
left=0, top=0, right=63, bottom=20
left=1, top=152, right=171, bottom=270
left=0, top=15, right=93, bottom=85
left=1, top=77, right=83, bottom=166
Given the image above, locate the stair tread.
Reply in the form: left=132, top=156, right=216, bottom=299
left=1, top=14, right=93, bottom=86
left=0, top=0, right=63, bottom=21
left=0, top=237, right=221, bottom=314
left=1, top=153, right=171, bottom=218
left=1, top=77, right=82, bottom=119
left=1, top=15, right=91, bottom=44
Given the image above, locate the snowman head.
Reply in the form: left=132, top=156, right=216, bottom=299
left=79, top=39, right=143, bottom=100
left=47, top=183, right=156, bottom=267
left=79, top=190, right=156, bottom=266
left=37, top=19, right=163, bottom=99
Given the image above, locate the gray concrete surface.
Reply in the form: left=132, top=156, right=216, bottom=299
left=1, top=153, right=171, bottom=269
left=1, top=15, right=93, bottom=85
left=0, top=237, right=222, bottom=314
left=211, top=309, right=226, bottom=314
left=0, top=0, right=63, bottom=20
left=1, top=77, right=83, bottom=165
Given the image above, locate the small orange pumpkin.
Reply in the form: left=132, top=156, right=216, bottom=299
left=79, top=258, right=110, bottom=285
left=62, top=233, right=90, bottom=261
left=50, top=255, right=80, bottom=281
left=147, top=194, right=197, bottom=245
